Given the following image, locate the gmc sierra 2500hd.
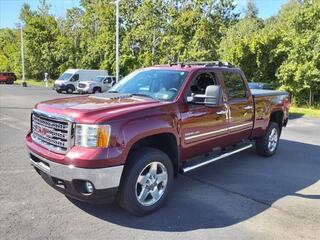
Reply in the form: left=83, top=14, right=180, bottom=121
left=25, top=62, right=290, bottom=215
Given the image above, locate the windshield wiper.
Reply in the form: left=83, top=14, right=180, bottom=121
left=108, top=90, right=118, bottom=93
left=131, top=93, right=154, bottom=99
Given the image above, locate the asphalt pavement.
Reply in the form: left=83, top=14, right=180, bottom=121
left=0, top=85, right=319, bottom=240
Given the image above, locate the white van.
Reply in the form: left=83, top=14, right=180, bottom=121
left=54, top=69, right=109, bottom=93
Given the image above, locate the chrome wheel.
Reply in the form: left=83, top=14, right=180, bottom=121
left=135, top=161, right=168, bottom=206
left=268, top=128, right=278, bottom=152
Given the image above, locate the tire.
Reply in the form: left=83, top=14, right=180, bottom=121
left=117, top=147, right=174, bottom=215
left=93, top=87, right=101, bottom=94
left=256, top=121, right=280, bottom=157
left=66, top=86, right=74, bottom=94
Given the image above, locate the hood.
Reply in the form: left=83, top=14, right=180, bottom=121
left=35, top=93, right=161, bottom=123
left=55, top=79, right=67, bottom=85
left=79, top=80, right=94, bottom=84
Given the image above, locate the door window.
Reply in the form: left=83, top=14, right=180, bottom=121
left=222, top=71, right=246, bottom=100
left=72, top=74, right=79, bottom=81
left=186, top=72, right=217, bottom=103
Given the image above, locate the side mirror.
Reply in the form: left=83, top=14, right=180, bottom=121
left=204, top=85, right=221, bottom=106
left=189, top=85, right=221, bottom=106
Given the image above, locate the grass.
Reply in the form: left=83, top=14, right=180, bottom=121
left=15, top=79, right=54, bottom=88
left=290, top=106, right=320, bottom=118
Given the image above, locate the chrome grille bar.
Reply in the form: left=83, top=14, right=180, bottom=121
left=31, top=109, right=75, bottom=154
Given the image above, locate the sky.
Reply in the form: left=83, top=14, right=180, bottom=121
left=0, top=0, right=288, bottom=29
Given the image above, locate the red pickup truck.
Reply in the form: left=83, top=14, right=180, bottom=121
left=0, top=72, right=17, bottom=84
left=25, top=62, right=290, bottom=215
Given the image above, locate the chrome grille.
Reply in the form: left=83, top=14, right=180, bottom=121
left=31, top=110, right=74, bottom=154
left=78, top=83, right=86, bottom=88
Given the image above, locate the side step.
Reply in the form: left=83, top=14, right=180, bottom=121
left=181, top=143, right=253, bottom=173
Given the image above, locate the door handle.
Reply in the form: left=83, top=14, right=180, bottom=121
left=216, top=110, right=227, bottom=115
left=243, top=106, right=253, bottom=110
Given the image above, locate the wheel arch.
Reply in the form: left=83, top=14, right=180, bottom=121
left=66, top=84, right=75, bottom=91
left=93, top=86, right=102, bottom=92
left=270, top=110, right=284, bottom=130
left=124, top=133, right=180, bottom=177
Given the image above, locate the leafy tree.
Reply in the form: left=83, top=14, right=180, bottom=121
left=0, top=0, right=318, bottom=106
left=218, top=17, right=264, bottom=82
left=245, top=0, right=258, bottom=18
left=0, top=29, right=21, bottom=75
left=20, top=0, right=60, bottom=79
left=276, top=0, right=320, bottom=106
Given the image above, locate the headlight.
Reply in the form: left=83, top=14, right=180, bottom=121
left=75, top=124, right=111, bottom=148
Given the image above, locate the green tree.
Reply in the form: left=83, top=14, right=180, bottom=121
left=276, top=0, right=320, bottom=106
left=0, top=29, right=21, bottom=76
left=20, top=0, right=60, bottom=79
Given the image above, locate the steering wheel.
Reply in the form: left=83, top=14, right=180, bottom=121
left=168, top=88, right=178, bottom=92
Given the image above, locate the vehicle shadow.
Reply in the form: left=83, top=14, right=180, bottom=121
left=289, top=113, right=305, bottom=119
left=69, top=139, right=320, bottom=232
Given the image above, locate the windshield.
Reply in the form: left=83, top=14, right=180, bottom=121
left=109, top=69, right=188, bottom=101
left=58, top=73, right=72, bottom=81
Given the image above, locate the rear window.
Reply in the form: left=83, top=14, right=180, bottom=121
left=222, top=71, right=247, bottom=100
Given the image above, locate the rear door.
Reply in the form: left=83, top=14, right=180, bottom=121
left=221, top=69, right=254, bottom=143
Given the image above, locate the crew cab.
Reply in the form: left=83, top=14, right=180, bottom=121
left=77, top=75, right=116, bottom=94
left=25, top=62, right=290, bottom=215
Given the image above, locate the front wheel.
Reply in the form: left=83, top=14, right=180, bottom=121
left=256, top=122, right=280, bottom=157
left=93, top=87, right=101, bottom=94
left=66, top=86, right=74, bottom=94
left=117, top=148, right=173, bottom=215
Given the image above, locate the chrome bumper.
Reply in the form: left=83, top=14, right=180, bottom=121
left=29, top=150, right=123, bottom=190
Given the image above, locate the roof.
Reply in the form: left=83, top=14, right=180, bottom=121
left=147, top=61, right=239, bottom=72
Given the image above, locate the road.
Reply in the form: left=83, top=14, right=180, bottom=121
left=0, top=85, right=319, bottom=240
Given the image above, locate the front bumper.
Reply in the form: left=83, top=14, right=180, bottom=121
left=53, top=84, right=67, bottom=91
left=77, top=88, right=92, bottom=94
left=29, top=150, right=123, bottom=203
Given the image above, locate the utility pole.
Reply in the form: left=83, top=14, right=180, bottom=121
left=20, top=24, right=27, bottom=87
left=115, top=0, right=120, bottom=83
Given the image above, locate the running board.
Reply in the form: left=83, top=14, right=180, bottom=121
left=181, top=143, right=253, bottom=173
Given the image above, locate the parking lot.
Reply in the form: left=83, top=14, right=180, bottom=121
left=0, top=85, right=319, bottom=240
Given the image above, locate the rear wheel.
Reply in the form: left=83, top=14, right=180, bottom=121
left=117, top=147, right=173, bottom=215
left=256, top=122, right=280, bottom=157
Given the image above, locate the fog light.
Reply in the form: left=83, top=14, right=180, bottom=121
left=85, top=181, right=94, bottom=194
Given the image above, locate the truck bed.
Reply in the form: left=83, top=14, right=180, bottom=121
left=251, top=89, right=288, bottom=97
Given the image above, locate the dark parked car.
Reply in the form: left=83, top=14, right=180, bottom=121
left=0, top=72, right=17, bottom=84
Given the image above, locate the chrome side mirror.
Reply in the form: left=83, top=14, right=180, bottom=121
left=187, top=85, right=221, bottom=106
left=204, top=85, right=221, bottom=106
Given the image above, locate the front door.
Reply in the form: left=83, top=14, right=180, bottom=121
left=220, top=70, right=254, bottom=143
left=179, top=71, right=229, bottom=160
